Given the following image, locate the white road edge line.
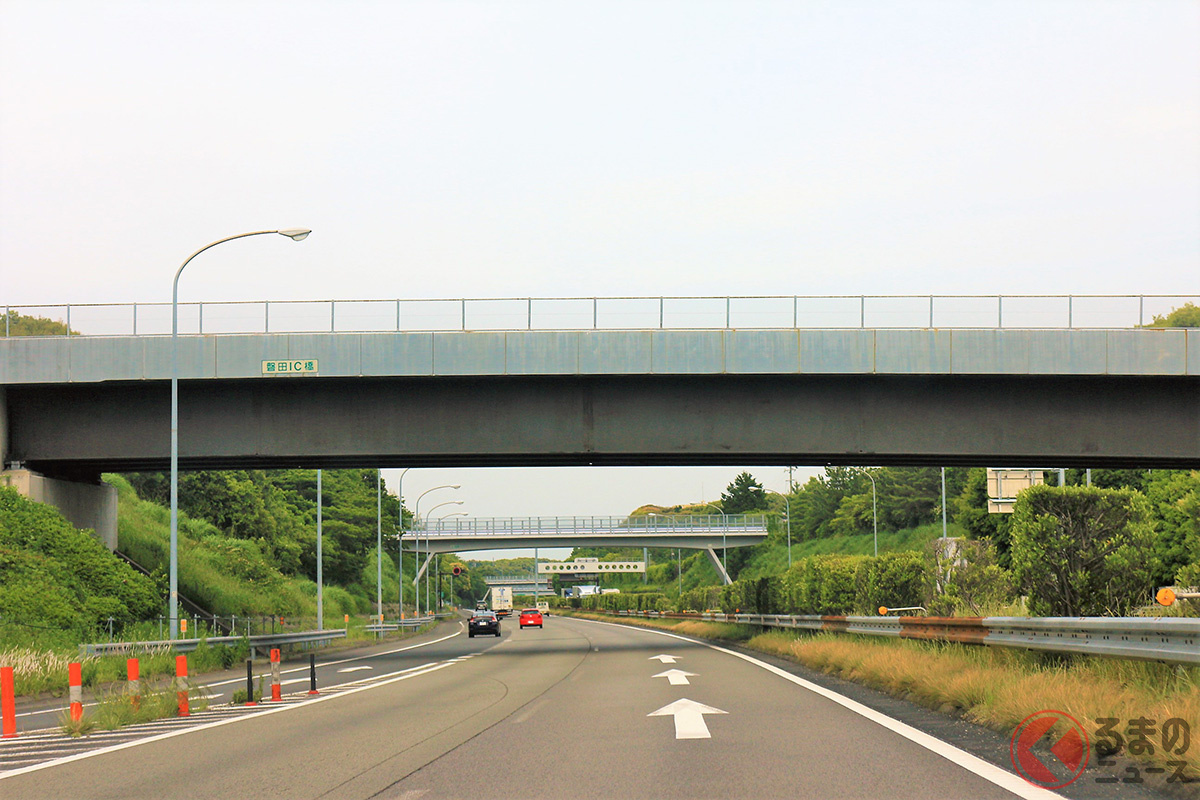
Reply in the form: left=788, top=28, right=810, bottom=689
left=13, top=622, right=465, bottom=719
left=0, top=627, right=472, bottom=779
left=574, top=617, right=1065, bottom=800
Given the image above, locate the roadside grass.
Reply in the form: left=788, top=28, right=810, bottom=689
left=560, top=611, right=1199, bottom=781
left=59, top=685, right=210, bottom=737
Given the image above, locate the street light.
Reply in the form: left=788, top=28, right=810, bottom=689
left=396, top=468, right=412, bottom=618
left=702, top=502, right=728, bottom=579
left=412, top=484, right=460, bottom=616
left=863, top=470, right=878, bottom=558
left=423, top=501, right=463, bottom=612
left=169, top=228, right=310, bottom=640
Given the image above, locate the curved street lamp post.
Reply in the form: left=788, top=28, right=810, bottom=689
left=169, top=229, right=310, bottom=640
left=411, top=485, right=460, bottom=616
left=423, top=500, right=464, bottom=611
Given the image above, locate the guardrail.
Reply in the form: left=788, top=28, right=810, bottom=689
left=416, top=514, right=767, bottom=535
left=363, top=617, right=435, bottom=633
left=5, top=294, right=1196, bottom=337
left=79, top=628, right=347, bottom=657
left=607, top=611, right=1200, bottom=665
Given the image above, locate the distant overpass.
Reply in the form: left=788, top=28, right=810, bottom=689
left=403, top=515, right=769, bottom=584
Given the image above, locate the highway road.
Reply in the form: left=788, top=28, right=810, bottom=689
left=0, top=615, right=1172, bottom=799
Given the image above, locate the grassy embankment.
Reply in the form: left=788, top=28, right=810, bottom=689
left=1, top=476, right=438, bottom=700
left=562, top=610, right=1199, bottom=781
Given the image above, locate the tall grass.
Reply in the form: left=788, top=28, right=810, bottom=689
left=566, top=610, right=1197, bottom=780
left=749, top=631, right=1198, bottom=779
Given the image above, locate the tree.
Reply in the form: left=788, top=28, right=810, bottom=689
left=1010, top=485, right=1158, bottom=616
left=720, top=472, right=766, bottom=514
left=2, top=310, right=74, bottom=336
left=1146, top=302, right=1200, bottom=328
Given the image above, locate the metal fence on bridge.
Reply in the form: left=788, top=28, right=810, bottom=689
left=5, top=294, right=1197, bottom=337
left=412, top=514, right=768, bottom=537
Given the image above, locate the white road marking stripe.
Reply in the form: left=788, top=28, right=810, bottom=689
left=337, top=666, right=373, bottom=673
left=0, top=657, right=463, bottom=780
left=575, top=617, right=1066, bottom=800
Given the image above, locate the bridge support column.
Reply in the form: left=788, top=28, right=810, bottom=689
left=0, top=468, right=117, bottom=550
left=415, top=551, right=434, bottom=583
left=705, top=547, right=732, bottom=585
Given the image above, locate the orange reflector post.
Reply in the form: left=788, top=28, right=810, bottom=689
left=1157, top=587, right=1177, bottom=606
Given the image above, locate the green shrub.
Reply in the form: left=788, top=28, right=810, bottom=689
left=1011, top=485, right=1158, bottom=616
left=855, top=551, right=927, bottom=615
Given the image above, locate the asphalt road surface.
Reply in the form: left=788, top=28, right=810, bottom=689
left=0, top=615, right=1168, bottom=799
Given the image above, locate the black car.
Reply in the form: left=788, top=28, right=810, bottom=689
left=468, top=610, right=500, bottom=638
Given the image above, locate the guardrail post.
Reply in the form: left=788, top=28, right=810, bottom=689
left=244, top=659, right=256, bottom=706
left=127, top=658, right=140, bottom=709
left=68, top=662, right=83, bottom=722
left=270, top=648, right=282, bottom=701
left=175, top=655, right=189, bottom=717
left=308, top=654, right=319, bottom=695
left=2, top=666, right=16, bottom=738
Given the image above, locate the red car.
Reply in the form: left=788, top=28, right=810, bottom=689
left=518, top=608, right=543, bottom=629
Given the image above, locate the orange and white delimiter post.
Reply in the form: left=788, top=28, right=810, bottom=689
left=269, top=649, right=282, bottom=701
left=68, top=662, right=83, bottom=722
left=175, top=655, right=189, bottom=717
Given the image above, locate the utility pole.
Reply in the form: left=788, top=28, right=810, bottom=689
left=316, top=469, right=322, bottom=631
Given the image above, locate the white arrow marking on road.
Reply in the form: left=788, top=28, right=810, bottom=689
left=647, top=698, right=727, bottom=739
left=337, top=666, right=373, bottom=673
left=652, top=669, right=697, bottom=686
left=649, top=654, right=679, bottom=663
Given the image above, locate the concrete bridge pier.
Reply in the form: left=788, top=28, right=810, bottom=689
left=0, top=467, right=118, bottom=551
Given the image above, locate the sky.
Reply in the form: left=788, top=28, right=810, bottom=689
left=2, top=1, right=1197, bottom=556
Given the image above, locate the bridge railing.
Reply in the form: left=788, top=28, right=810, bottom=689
left=409, top=514, right=769, bottom=536
left=4, top=294, right=1197, bottom=337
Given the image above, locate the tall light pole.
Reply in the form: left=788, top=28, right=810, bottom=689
left=376, top=469, right=383, bottom=625
left=412, top=484, right=460, bottom=616
left=396, top=468, right=412, bottom=618
left=169, top=228, right=309, bottom=640
left=316, top=469, right=322, bottom=631
left=864, top=470, right=878, bottom=557
left=424, top=500, right=463, bottom=611
left=702, top=502, right=727, bottom=576
left=435, top=511, right=467, bottom=610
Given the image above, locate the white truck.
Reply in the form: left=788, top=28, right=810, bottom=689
left=491, top=586, right=513, bottom=618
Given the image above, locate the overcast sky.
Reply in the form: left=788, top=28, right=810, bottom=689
left=2, top=2, right=1197, bottom=556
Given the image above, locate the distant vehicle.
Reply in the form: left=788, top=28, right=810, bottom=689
left=468, top=610, right=500, bottom=638
left=475, top=601, right=487, bottom=611
left=536, top=601, right=550, bottom=616
left=519, top=608, right=544, bottom=629
left=491, top=586, right=513, bottom=618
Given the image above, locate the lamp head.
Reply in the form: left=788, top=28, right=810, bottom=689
left=278, top=229, right=312, bottom=241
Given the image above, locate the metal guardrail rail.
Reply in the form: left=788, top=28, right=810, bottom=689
left=417, top=514, right=767, bottom=535
left=608, top=611, right=1200, bottom=665
left=79, top=628, right=347, bottom=657
left=5, top=294, right=1197, bottom=337
left=363, top=617, right=435, bottom=633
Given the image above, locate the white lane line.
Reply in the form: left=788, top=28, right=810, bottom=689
left=11, top=622, right=466, bottom=720
left=573, top=617, right=1065, bottom=800
left=647, top=698, right=726, bottom=739
left=337, top=666, right=373, bottom=673
left=0, top=658, right=462, bottom=780
left=651, top=669, right=696, bottom=686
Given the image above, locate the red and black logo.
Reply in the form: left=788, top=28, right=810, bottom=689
left=1010, top=709, right=1090, bottom=789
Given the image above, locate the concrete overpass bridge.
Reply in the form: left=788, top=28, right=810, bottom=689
left=403, top=514, right=769, bottom=584
left=1, top=294, right=1197, bottom=538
